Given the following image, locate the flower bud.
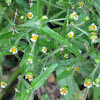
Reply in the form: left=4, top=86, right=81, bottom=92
left=66, top=66, right=72, bottom=71
left=84, top=16, right=90, bottom=23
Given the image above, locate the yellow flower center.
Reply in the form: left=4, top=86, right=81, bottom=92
left=73, top=14, right=77, bottom=18
left=91, top=33, right=96, bottom=36
left=43, top=48, right=47, bottom=52
left=28, top=60, right=32, bottom=63
left=93, top=37, right=97, bottom=41
left=27, top=76, right=32, bottom=80
left=12, top=48, right=16, bottom=52
left=32, top=35, right=37, bottom=40
left=85, top=82, right=91, bottom=86
left=91, top=26, right=95, bottom=30
left=78, top=2, right=83, bottom=6
left=61, top=89, right=67, bottom=93
left=68, top=33, right=73, bottom=37
left=27, top=13, right=32, bottom=18
left=1, top=83, right=6, bottom=86
left=8, top=1, right=11, bottom=5
left=75, top=67, right=79, bottom=71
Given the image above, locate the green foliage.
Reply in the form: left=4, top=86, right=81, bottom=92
left=0, top=0, right=100, bottom=100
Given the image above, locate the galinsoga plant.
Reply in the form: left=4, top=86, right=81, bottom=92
left=0, top=0, right=100, bottom=100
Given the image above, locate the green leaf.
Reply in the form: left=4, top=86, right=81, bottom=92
left=42, top=26, right=84, bottom=61
left=31, top=63, right=57, bottom=90
left=56, top=70, right=72, bottom=81
left=93, top=87, right=100, bottom=100
left=16, top=0, right=29, bottom=9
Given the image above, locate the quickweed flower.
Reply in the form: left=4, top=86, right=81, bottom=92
left=74, top=67, right=79, bottom=71
left=60, top=87, right=68, bottom=95
left=64, top=54, right=68, bottom=58
left=27, top=12, right=33, bottom=19
left=1, top=81, right=7, bottom=88
left=44, top=67, right=48, bottom=71
left=93, top=78, right=100, bottom=87
left=73, top=12, right=79, bottom=21
left=28, top=56, right=33, bottom=64
left=92, top=36, right=98, bottom=42
left=68, top=31, right=74, bottom=38
left=8, top=0, right=12, bottom=6
left=10, top=46, right=18, bottom=54
left=91, top=32, right=97, bottom=36
left=25, top=72, right=33, bottom=82
left=42, top=46, right=47, bottom=53
left=90, top=23, right=97, bottom=31
left=78, top=2, right=83, bottom=8
left=84, top=77, right=92, bottom=88
left=30, top=33, right=38, bottom=42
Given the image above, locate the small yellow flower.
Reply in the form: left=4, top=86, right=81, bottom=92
left=25, top=72, right=33, bottom=81
left=8, top=0, right=12, bottom=6
left=64, top=54, right=68, bottom=58
left=90, top=23, right=97, bottom=31
left=30, top=33, right=38, bottom=42
left=75, top=67, right=79, bottom=71
left=68, top=31, right=74, bottom=38
left=73, top=12, right=78, bottom=21
left=1, top=81, right=7, bottom=88
left=27, top=12, right=33, bottom=19
left=84, top=78, right=92, bottom=88
left=10, top=46, right=18, bottom=54
left=92, top=36, right=98, bottom=42
left=84, top=81, right=92, bottom=88
left=91, top=32, right=97, bottom=36
left=25, top=75, right=33, bottom=81
left=78, top=2, right=83, bottom=8
left=60, top=87, right=68, bottom=95
left=44, top=67, right=48, bottom=71
left=28, top=57, right=33, bottom=64
left=42, top=46, right=47, bottom=53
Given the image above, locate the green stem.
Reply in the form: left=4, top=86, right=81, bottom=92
left=44, top=18, right=66, bottom=23
left=46, top=0, right=51, bottom=16
left=40, top=59, right=48, bottom=74
left=15, top=54, right=21, bottom=61
left=49, top=10, right=66, bottom=20
left=37, top=0, right=39, bottom=19
left=84, top=88, right=89, bottom=100
left=31, top=42, right=36, bottom=69
left=74, top=26, right=88, bottom=36
left=90, top=64, right=100, bottom=78
left=0, top=65, right=3, bottom=81
left=26, top=33, right=32, bottom=48
left=37, top=48, right=61, bottom=66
